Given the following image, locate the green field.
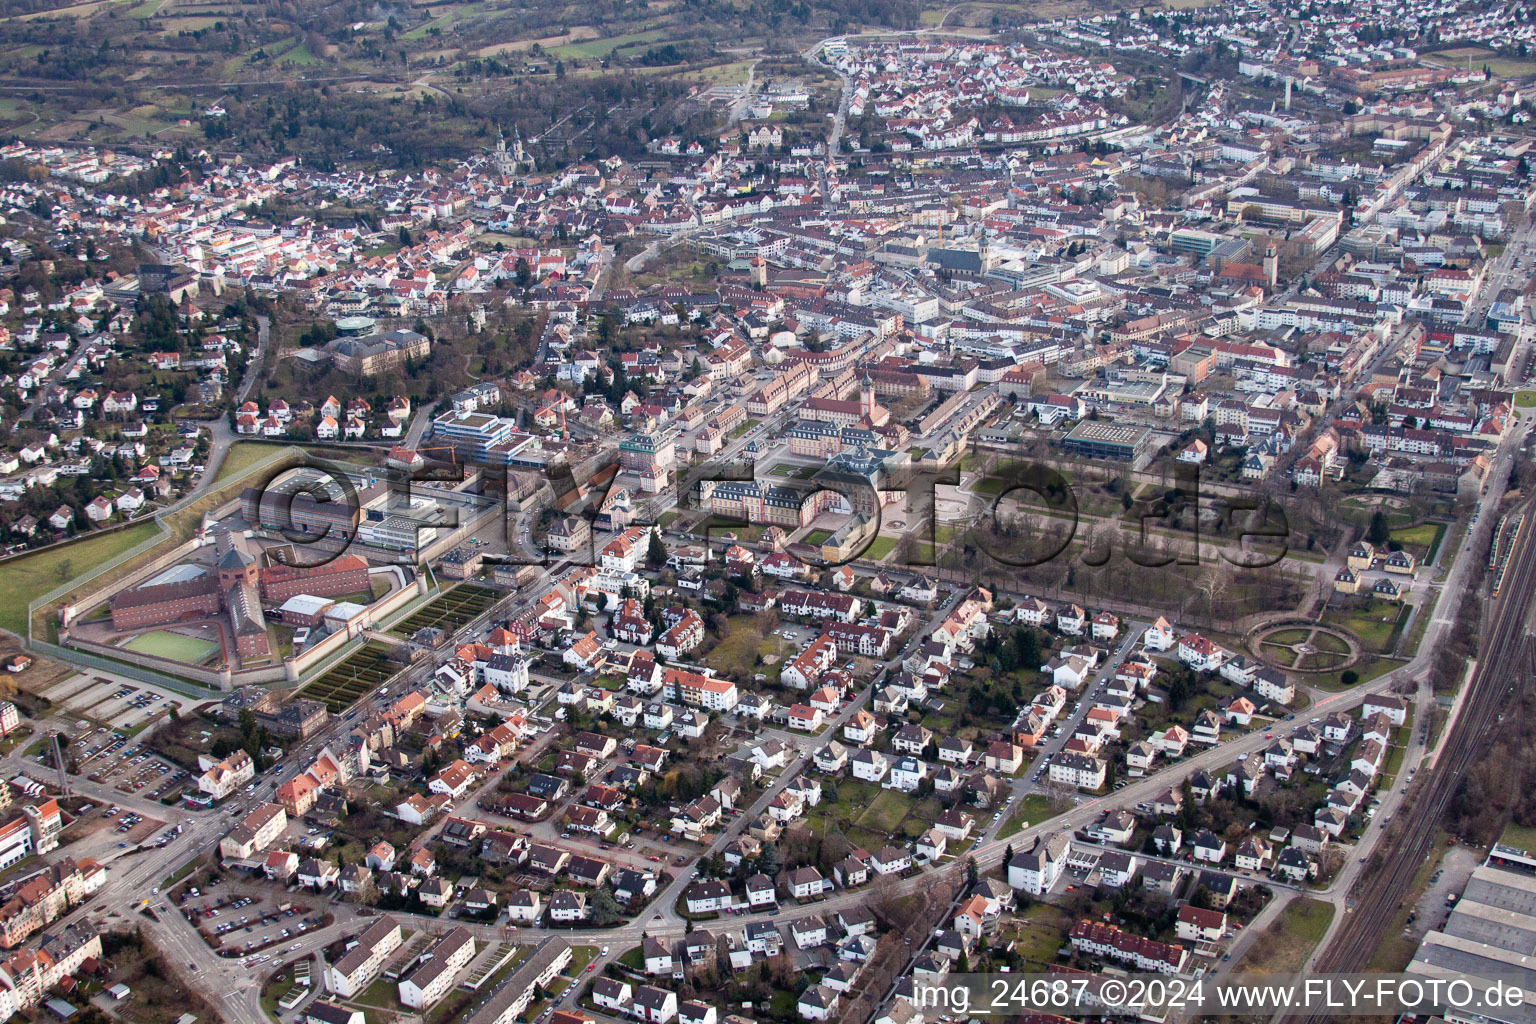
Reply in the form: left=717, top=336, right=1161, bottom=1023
left=1499, top=821, right=1536, bottom=856
left=551, top=29, right=667, bottom=59
left=856, top=790, right=912, bottom=832
left=1390, top=522, right=1445, bottom=562
left=864, top=535, right=898, bottom=560
left=123, top=630, right=220, bottom=664
left=1002, top=903, right=1072, bottom=965
left=1242, top=898, right=1335, bottom=973
left=1516, top=390, right=1536, bottom=409
left=1325, top=604, right=1402, bottom=653
left=1426, top=47, right=1536, bottom=78
left=804, top=530, right=834, bottom=546
left=213, top=442, right=297, bottom=485
left=0, top=522, right=161, bottom=636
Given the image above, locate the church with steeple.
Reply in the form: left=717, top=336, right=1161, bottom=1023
left=491, top=125, right=528, bottom=176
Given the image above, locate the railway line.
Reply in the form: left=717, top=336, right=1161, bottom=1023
left=1289, top=496, right=1536, bottom=1020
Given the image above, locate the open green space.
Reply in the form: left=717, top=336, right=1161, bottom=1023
left=864, top=535, right=898, bottom=560
left=856, top=789, right=913, bottom=833
left=123, top=630, right=220, bottom=664
left=1001, top=902, right=1072, bottom=965
left=999, top=793, right=1058, bottom=838
left=702, top=617, right=784, bottom=678
left=1242, top=898, right=1334, bottom=973
left=0, top=522, right=160, bottom=636
left=1314, top=631, right=1351, bottom=655
left=1500, top=821, right=1536, bottom=855
left=551, top=29, right=668, bottom=58
left=804, top=529, right=834, bottom=546
left=213, top=442, right=297, bottom=485
left=1426, top=47, right=1536, bottom=77
left=1390, top=522, right=1445, bottom=562
left=1324, top=603, right=1401, bottom=654
left=1313, top=655, right=1397, bottom=692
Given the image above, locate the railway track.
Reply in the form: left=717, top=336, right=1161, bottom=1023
left=1288, top=499, right=1536, bottom=1021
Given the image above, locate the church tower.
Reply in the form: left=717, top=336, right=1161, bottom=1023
left=493, top=125, right=512, bottom=176
left=861, top=371, right=877, bottom=421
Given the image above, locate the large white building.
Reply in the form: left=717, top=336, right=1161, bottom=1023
left=325, top=917, right=403, bottom=998
left=1008, top=834, right=1070, bottom=896
left=399, top=927, right=476, bottom=1009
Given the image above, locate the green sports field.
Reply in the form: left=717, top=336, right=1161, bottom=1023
left=123, top=630, right=220, bottom=664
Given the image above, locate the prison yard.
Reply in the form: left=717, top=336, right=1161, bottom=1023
left=388, top=585, right=504, bottom=641
left=296, top=643, right=398, bottom=712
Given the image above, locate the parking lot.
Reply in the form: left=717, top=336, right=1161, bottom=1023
left=177, top=887, right=321, bottom=960
left=68, top=801, right=172, bottom=853
left=71, top=729, right=193, bottom=800
left=31, top=673, right=201, bottom=731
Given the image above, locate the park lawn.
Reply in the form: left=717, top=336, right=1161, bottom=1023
left=1380, top=740, right=1406, bottom=783
left=1241, top=898, right=1334, bottom=973
left=970, top=475, right=1008, bottom=496
left=1390, top=522, right=1444, bottom=561
left=1314, top=631, right=1351, bottom=655
left=0, top=522, right=160, bottom=635
left=352, top=975, right=402, bottom=1009
left=864, top=535, right=898, bottom=560
left=857, top=789, right=913, bottom=832
left=1314, top=656, right=1397, bottom=691
left=1260, top=644, right=1300, bottom=666
left=1516, top=390, right=1536, bottom=409
left=804, top=529, right=834, bottom=546
left=998, top=809, right=1028, bottom=839
left=1325, top=606, right=1398, bottom=653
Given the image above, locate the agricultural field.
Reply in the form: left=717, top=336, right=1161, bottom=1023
left=297, top=642, right=397, bottom=711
